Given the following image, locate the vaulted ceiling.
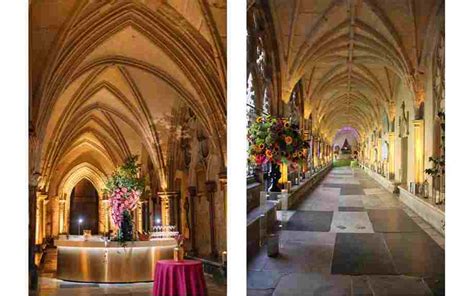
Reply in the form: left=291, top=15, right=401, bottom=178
left=29, top=0, right=226, bottom=194
left=268, top=0, right=444, bottom=140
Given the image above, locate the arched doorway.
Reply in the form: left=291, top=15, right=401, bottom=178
left=69, top=179, right=99, bottom=235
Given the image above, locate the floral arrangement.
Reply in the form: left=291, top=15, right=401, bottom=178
left=248, top=115, right=309, bottom=165
left=109, top=187, right=140, bottom=227
left=104, top=155, right=145, bottom=242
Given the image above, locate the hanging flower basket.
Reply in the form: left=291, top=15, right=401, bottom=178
left=247, top=115, right=309, bottom=166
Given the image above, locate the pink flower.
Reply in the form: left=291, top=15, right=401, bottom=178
left=121, top=187, right=128, bottom=193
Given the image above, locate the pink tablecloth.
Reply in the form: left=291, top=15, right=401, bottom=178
left=153, top=260, right=207, bottom=296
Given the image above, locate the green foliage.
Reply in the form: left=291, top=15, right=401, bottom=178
left=425, top=111, right=445, bottom=177
left=117, top=211, right=133, bottom=243
left=333, top=159, right=352, bottom=167
left=103, top=155, right=145, bottom=197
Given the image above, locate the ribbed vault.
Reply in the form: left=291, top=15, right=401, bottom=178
left=30, top=0, right=227, bottom=193
left=269, top=0, right=443, bottom=142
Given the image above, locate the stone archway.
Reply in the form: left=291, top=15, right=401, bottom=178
left=69, top=179, right=99, bottom=235
left=56, top=163, right=108, bottom=235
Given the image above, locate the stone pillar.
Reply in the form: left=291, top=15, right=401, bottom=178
left=141, top=200, right=149, bottom=232
left=36, top=194, right=48, bottom=244
left=413, top=120, right=425, bottom=184
left=219, top=172, right=227, bottom=220
left=188, top=186, right=197, bottom=254
left=136, top=201, right=143, bottom=233
left=218, top=172, right=227, bottom=263
left=388, top=132, right=395, bottom=179
left=100, top=199, right=110, bottom=234
left=205, top=180, right=218, bottom=259
left=28, top=180, right=39, bottom=290
left=174, top=193, right=181, bottom=233
left=157, top=192, right=171, bottom=226
left=58, top=198, right=66, bottom=233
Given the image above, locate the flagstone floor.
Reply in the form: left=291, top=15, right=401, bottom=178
left=33, top=248, right=226, bottom=296
left=248, top=167, right=445, bottom=296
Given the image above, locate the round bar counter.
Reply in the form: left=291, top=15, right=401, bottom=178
left=55, top=237, right=176, bottom=283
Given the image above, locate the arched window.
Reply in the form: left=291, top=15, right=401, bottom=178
left=246, top=73, right=257, bottom=128
left=246, top=4, right=276, bottom=178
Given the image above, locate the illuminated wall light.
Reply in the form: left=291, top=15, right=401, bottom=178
left=413, top=120, right=425, bottom=184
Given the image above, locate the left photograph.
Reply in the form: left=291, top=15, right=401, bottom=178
left=28, top=1, right=227, bottom=295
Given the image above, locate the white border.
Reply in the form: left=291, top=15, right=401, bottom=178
left=446, top=0, right=474, bottom=294
left=0, top=0, right=28, bottom=294
left=227, top=0, right=247, bottom=295
left=2, top=1, right=474, bottom=295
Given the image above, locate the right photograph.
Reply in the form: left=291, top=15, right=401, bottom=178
left=246, top=0, right=445, bottom=295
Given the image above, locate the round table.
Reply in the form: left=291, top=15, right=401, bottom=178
left=153, top=260, right=207, bottom=296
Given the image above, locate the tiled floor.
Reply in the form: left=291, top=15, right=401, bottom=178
left=33, top=249, right=226, bottom=296
left=248, top=167, right=445, bottom=296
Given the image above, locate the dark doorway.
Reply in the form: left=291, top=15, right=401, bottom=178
left=69, top=179, right=99, bottom=235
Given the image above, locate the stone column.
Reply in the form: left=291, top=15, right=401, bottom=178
left=219, top=172, right=227, bottom=220
left=188, top=186, right=197, bottom=254
left=174, top=193, right=181, bottom=233
left=58, top=198, right=66, bottom=233
left=157, top=192, right=171, bottom=226
left=413, top=120, right=425, bottom=184
left=101, top=199, right=110, bottom=234
left=141, top=200, right=149, bottom=232
left=205, top=181, right=218, bottom=259
left=388, top=132, right=395, bottom=180
left=28, top=180, right=39, bottom=290
left=135, top=201, right=143, bottom=233
left=36, top=195, right=48, bottom=244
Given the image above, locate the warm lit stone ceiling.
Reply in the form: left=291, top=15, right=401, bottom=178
left=30, top=0, right=226, bottom=193
left=269, top=0, right=443, bottom=140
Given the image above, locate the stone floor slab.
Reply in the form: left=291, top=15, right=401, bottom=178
left=247, top=270, right=283, bottom=290
left=285, top=211, right=333, bottom=232
left=248, top=245, right=270, bottom=271
left=383, top=232, right=445, bottom=277
left=323, top=178, right=360, bottom=185
left=279, top=230, right=336, bottom=245
left=273, top=273, right=352, bottom=296
left=341, top=186, right=366, bottom=195
left=363, top=188, right=387, bottom=195
left=368, top=209, right=422, bottom=233
left=248, top=168, right=445, bottom=294
left=263, top=240, right=334, bottom=274
left=330, top=212, right=374, bottom=233
left=331, top=233, right=396, bottom=275
left=423, top=275, right=445, bottom=296
left=363, top=196, right=398, bottom=210
left=338, top=206, right=366, bottom=212
left=339, top=195, right=364, bottom=207
left=368, top=275, right=432, bottom=295
left=298, top=198, right=339, bottom=211
left=351, top=276, right=373, bottom=296
left=247, top=288, right=275, bottom=296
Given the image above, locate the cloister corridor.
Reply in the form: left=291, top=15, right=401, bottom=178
left=248, top=167, right=444, bottom=296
